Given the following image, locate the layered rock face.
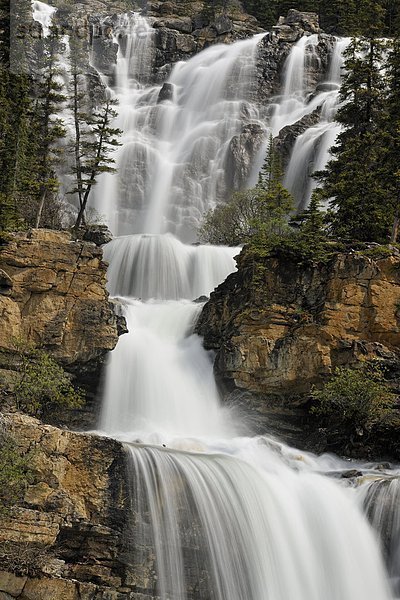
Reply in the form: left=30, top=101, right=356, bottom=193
left=196, top=249, right=400, bottom=442
left=0, top=414, right=217, bottom=599
left=89, top=0, right=261, bottom=83
left=0, top=230, right=121, bottom=425
left=0, top=413, right=143, bottom=600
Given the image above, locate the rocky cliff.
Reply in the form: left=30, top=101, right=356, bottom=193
left=196, top=248, right=400, bottom=454
left=0, top=230, right=123, bottom=427
left=0, top=413, right=141, bottom=600
left=0, top=414, right=216, bottom=599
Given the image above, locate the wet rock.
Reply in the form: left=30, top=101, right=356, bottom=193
left=256, top=16, right=335, bottom=104
left=340, top=469, right=363, bottom=479
left=272, top=25, right=300, bottom=43
left=274, top=109, right=321, bottom=167
left=154, top=17, right=193, bottom=34
left=157, top=82, right=174, bottom=103
left=0, top=270, right=12, bottom=295
left=283, top=9, right=320, bottom=33
left=212, top=15, right=233, bottom=35
left=226, top=123, right=266, bottom=190
left=83, top=224, right=113, bottom=246
left=194, top=295, right=209, bottom=304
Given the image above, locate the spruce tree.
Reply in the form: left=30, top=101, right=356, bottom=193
left=68, top=36, right=121, bottom=230
left=315, top=30, right=392, bottom=243
left=384, top=37, right=400, bottom=241
left=33, top=28, right=66, bottom=228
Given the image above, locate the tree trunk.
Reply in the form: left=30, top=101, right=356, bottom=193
left=35, top=188, right=47, bottom=228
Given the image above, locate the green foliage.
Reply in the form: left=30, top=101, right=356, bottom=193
left=311, top=364, right=396, bottom=431
left=357, top=245, right=395, bottom=259
left=13, top=341, right=85, bottom=418
left=68, top=36, right=122, bottom=230
left=315, top=35, right=398, bottom=244
left=0, top=15, right=66, bottom=232
left=0, top=422, right=33, bottom=517
left=241, top=0, right=399, bottom=36
left=199, top=137, right=294, bottom=247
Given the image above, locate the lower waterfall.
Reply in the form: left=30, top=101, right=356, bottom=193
left=99, top=233, right=396, bottom=600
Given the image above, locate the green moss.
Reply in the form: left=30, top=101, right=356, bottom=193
left=0, top=425, right=33, bottom=517
left=311, top=364, right=396, bottom=432
left=13, top=340, right=85, bottom=419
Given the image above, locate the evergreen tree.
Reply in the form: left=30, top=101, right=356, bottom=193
left=383, top=37, right=400, bottom=241
left=315, top=33, right=392, bottom=243
left=199, top=137, right=294, bottom=245
left=295, top=192, right=326, bottom=244
left=32, top=28, right=66, bottom=228
left=68, top=36, right=121, bottom=230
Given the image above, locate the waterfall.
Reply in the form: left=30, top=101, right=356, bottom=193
left=31, top=0, right=56, bottom=36
left=100, top=234, right=239, bottom=441
left=359, top=477, right=400, bottom=596
left=90, top=15, right=399, bottom=600
left=92, top=16, right=265, bottom=242
left=283, top=37, right=351, bottom=208
left=126, top=446, right=392, bottom=600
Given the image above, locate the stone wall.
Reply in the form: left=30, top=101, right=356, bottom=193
left=0, top=230, right=123, bottom=427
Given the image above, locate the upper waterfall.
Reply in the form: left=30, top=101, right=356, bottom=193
left=92, top=16, right=351, bottom=240
left=31, top=0, right=56, bottom=36
left=93, top=16, right=266, bottom=241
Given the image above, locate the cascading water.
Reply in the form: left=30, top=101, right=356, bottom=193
left=91, top=14, right=400, bottom=600
left=31, top=0, right=56, bottom=37
left=359, top=477, right=400, bottom=596
left=283, top=37, right=351, bottom=208
left=93, top=16, right=265, bottom=242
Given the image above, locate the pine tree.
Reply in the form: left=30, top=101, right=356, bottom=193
left=68, top=36, right=121, bottom=230
left=257, top=135, right=294, bottom=221
left=315, top=31, right=392, bottom=243
left=296, top=192, right=326, bottom=244
left=383, top=37, right=400, bottom=241
left=33, top=28, right=66, bottom=228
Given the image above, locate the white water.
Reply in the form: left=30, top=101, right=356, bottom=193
left=92, top=15, right=265, bottom=241
left=31, top=0, right=56, bottom=37
left=282, top=37, right=351, bottom=208
left=359, top=477, right=400, bottom=596
left=94, top=15, right=399, bottom=600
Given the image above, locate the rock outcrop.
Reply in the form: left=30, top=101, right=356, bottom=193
left=97, top=4, right=260, bottom=83
left=256, top=17, right=334, bottom=103
left=196, top=248, right=400, bottom=450
left=0, top=414, right=218, bottom=599
left=0, top=413, right=142, bottom=600
left=0, top=230, right=123, bottom=426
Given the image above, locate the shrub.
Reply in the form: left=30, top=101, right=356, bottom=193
left=311, top=364, right=396, bottom=431
left=0, top=418, right=33, bottom=516
left=0, top=541, right=49, bottom=577
left=13, top=340, right=85, bottom=418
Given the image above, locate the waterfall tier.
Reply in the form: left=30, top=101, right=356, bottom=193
left=95, top=14, right=398, bottom=600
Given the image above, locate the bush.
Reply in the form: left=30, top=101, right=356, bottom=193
left=311, top=364, right=396, bottom=431
left=0, top=541, right=49, bottom=577
left=13, top=341, right=85, bottom=418
left=0, top=418, right=33, bottom=516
